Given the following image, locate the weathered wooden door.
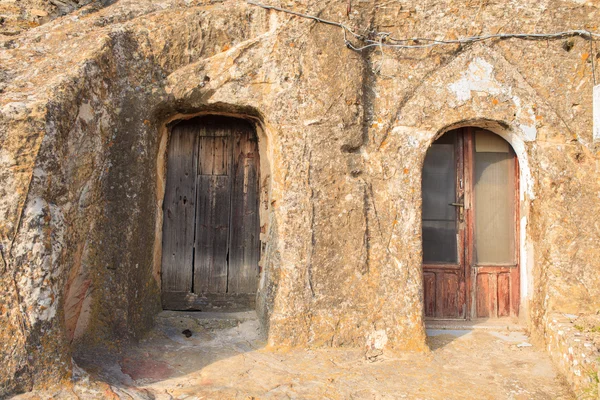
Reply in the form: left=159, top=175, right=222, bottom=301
left=161, top=116, right=260, bottom=310
left=422, top=131, right=467, bottom=318
left=422, top=128, right=519, bottom=319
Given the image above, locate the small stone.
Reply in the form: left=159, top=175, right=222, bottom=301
left=517, top=342, right=532, bottom=348
left=182, top=329, right=192, bottom=338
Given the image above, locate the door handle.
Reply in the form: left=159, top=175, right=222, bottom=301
left=449, top=203, right=464, bottom=221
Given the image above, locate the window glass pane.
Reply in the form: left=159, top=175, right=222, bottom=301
left=474, top=131, right=515, bottom=264
left=422, top=136, right=457, bottom=263
left=423, top=220, right=457, bottom=263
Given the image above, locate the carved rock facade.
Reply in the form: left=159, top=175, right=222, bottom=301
left=1, top=0, right=599, bottom=396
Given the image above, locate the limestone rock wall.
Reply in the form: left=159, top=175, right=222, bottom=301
left=0, top=0, right=113, bottom=38
left=544, top=313, right=599, bottom=398
left=1, top=0, right=599, bottom=396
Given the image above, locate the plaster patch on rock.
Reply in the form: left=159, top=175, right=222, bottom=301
left=511, top=95, right=537, bottom=141
left=13, top=197, right=65, bottom=325
left=448, top=59, right=537, bottom=141
left=448, top=58, right=502, bottom=102
left=390, top=126, right=429, bottom=148
left=593, top=85, right=600, bottom=142
left=32, top=167, right=46, bottom=179
left=25, top=197, right=46, bottom=221
left=520, top=215, right=529, bottom=301
left=0, top=150, right=19, bottom=232
left=392, top=256, right=405, bottom=271
left=366, top=329, right=388, bottom=350
left=501, top=132, right=535, bottom=200
left=0, top=149, right=14, bottom=166
left=78, top=103, right=94, bottom=123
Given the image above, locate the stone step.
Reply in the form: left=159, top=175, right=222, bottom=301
left=155, top=310, right=258, bottom=332
left=425, top=318, right=526, bottom=332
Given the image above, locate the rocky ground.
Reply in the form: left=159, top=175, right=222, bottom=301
left=13, top=311, right=573, bottom=399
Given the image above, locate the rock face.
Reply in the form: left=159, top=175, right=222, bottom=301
left=1, top=0, right=599, bottom=397
left=0, top=0, right=112, bottom=38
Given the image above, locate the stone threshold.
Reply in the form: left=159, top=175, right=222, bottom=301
left=425, top=318, right=525, bottom=332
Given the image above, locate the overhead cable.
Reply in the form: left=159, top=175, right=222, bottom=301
left=247, top=1, right=600, bottom=51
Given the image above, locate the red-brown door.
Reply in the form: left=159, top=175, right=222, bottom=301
left=422, top=128, right=519, bottom=319
left=422, top=130, right=467, bottom=318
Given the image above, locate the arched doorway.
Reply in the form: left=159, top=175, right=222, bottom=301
left=422, top=127, right=519, bottom=320
left=161, top=115, right=261, bottom=310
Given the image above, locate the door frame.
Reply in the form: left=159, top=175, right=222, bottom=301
left=158, top=114, right=265, bottom=311
left=422, top=127, right=521, bottom=320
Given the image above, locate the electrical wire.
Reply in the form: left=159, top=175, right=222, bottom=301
left=247, top=0, right=361, bottom=39
left=247, top=0, right=600, bottom=51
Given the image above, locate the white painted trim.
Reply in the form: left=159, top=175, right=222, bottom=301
left=593, top=85, right=600, bottom=142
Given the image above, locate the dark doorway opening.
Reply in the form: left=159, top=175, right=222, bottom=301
left=422, top=127, right=520, bottom=320
left=161, top=116, right=260, bottom=310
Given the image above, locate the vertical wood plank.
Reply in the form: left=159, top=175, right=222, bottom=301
left=497, top=273, right=511, bottom=317
left=490, top=273, right=498, bottom=318
left=198, top=137, right=214, bottom=175
left=476, top=273, right=490, bottom=318
left=464, top=128, right=477, bottom=320
left=443, top=272, right=459, bottom=318
left=161, top=124, right=197, bottom=293
left=455, top=131, right=467, bottom=318
left=194, top=174, right=230, bottom=293
left=228, top=127, right=261, bottom=294
left=423, top=272, right=436, bottom=317
left=435, top=272, right=444, bottom=318
left=212, top=137, right=230, bottom=175
left=511, top=265, right=520, bottom=317
left=198, top=136, right=231, bottom=176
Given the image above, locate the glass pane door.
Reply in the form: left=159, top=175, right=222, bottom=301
left=473, top=130, right=516, bottom=264
left=422, top=133, right=457, bottom=264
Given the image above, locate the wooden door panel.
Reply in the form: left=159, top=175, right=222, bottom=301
left=475, top=268, right=517, bottom=318
left=161, top=125, right=197, bottom=293
left=443, top=273, right=459, bottom=317
left=473, top=266, right=519, bottom=318
left=228, top=130, right=260, bottom=294
left=423, top=269, right=463, bottom=318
